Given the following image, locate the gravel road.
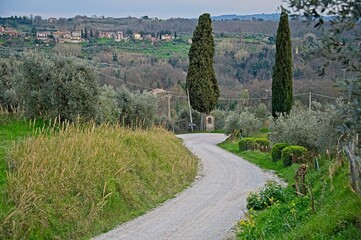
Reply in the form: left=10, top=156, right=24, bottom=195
left=94, top=133, right=279, bottom=240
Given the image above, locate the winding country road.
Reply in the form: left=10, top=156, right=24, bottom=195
left=94, top=133, right=279, bottom=240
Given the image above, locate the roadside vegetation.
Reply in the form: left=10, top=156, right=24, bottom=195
left=218, top=100, right=361, bottom=239
left=0, top=115, right=197, bottom=239
left=221, top=139, right=361, bottom=239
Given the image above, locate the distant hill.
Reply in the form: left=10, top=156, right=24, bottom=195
left=211, top=13, right=280, bottom=21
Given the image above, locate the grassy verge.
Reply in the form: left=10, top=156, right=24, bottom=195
left=219, top=139, right=361, bottom=240
left=0, top=115, right=47, bottom=236
left=218, top=140, right=299, bottom=183
left=0, top=121, right=197, bottom=239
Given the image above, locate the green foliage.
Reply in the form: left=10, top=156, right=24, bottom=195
left=246, top=181, right=287, bottom=210
left=224, top=112, right=242, bottom=140
left=253, top=102, right=268, bottom=120
left=224, top=111, right=262, bottom=140
left=219, top=137, right=361, bottom=240
left=0, top=58, right=19, bottom=111
left=116, top=86, right=158, bottom=129
left=288, top=1, right=361, bottom=194
left=211, top=109, right=230, bottom=130
left=97, top=85, right=120, bottom=124
left=281, top=145, right=308, bottom=166
left=271, top=143, right=289, bottom=162
left=269, top=106, right=339, bottom=152
left=239, top=138, right=255, bottom=152
left=255, top=138, right=271, bottom=148
left=219, top=140, right=299, bottom=183
left=0, top=116, right=48, bottom=235
left=239, top=111, right=262, bottom=137
left=186, top=13, right=220, bottom=114
left=272, top=11, right=293, bottom=118
left=0, top=124, right=197, bottom=239
left=239, top=138, right=270, bottom=152
left=15, top=51, right=99, bottom=122
left=237, top=156, right=361, bottom=240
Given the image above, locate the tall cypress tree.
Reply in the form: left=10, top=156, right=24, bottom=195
left=272, top=11, right=293, bottom=118
left=186, top=13, right=220, bottom=115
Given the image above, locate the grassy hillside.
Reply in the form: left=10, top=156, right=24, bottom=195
left=0, top=117, right=197, bottom=239
left=220, top=141, right=361, bottom=240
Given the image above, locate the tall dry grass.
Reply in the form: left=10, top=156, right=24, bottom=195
left=0, top=123, right=197, bottom=239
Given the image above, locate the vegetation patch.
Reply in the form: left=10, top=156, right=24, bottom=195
left=281, top=145, right=308, bottom=166
left=220, top=140, right=361, bottom=240
left=238, top=137, right=271, bottom=152
left=0, top=122, right=197, bottom=239
left=271, top=143, right=289, bottom=162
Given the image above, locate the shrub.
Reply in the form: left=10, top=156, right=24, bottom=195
left=269, top=107, right=339, bottom=153
left=253, top=102, right=268, bottom=119
left=224, top=112, right=242, bottom=140
left=281, top=145, right=308, bottom=166
left=211, top=109, right=230, bottom=130
left=97, top=85, right=121, bottom=124
left=239, top=111, right=262, bottom=137
left=239, top=138, right=255, bottom=151
left=0, top=58, right=19, bottom=112
left=224, top=111, right=262, bottom=140
left=239, top=138, right=271, bottom=152
left=246, top=181, right=286, bottom=210
left=255, top=138, right=271, bottom=150
left=271, top=143, right=289, bottom=162
left=116, top=86, right=158, bottom=129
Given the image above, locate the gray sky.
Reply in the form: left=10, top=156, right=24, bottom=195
left=0, top=0, right=285, bottom=19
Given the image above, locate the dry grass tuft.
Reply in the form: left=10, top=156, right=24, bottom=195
left=0, top=123, right=197, bottom=239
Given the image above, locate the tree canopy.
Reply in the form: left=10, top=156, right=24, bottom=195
left=186, top=13, right=220, bottom=114
left=272, top=11, right=293, bottom=118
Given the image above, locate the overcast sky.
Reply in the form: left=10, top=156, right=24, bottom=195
left=0, top=0, right=285, bottom=19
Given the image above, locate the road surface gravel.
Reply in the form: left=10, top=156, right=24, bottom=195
left=94, top=133, right=280, bottom=240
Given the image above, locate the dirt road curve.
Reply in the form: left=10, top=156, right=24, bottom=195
left=94, top=133, right=279, bottom=240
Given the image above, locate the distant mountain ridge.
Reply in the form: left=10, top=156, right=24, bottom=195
left=211, top=13, right=280, bottom=21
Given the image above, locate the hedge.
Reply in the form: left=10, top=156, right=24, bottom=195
left=281, top=145, right=308, bottom=166
left=239, top=138, right=255, bottom=151
left=239, top=138, right=271, bottom=152
left=271, top=143, right=290, bottom=162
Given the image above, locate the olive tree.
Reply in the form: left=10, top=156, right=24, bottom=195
left=16, top=51, right=99, bottom=121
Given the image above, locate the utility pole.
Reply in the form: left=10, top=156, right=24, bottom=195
left=309, top=91, right=312, bottom=111
left=187, top=88, right=194, bottom=132
left=166, top=93, right=171, bottom=119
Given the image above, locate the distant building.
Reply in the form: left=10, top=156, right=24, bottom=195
left=161, top=34, right=172, bottom=41
left=133, top=33, right=142, bottom=40
left=71, top=31, right=82, bottom=41
left=114, top=31, right=124, bottom=41
left=151, top=88, right=166, bottom=95
left=205, top=115, right=215, bottom=131
left=2, top=27, right=20, bottom=37
left=36, top=31, right=50, bottom=40
left=53, top=31, right=71, bottom=43
left=99, top=31, right=115, bottom=39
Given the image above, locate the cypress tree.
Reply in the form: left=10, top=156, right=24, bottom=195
left=186, top=13, right=220, bottom=115
left=272, top=11, right=293, bottom=118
